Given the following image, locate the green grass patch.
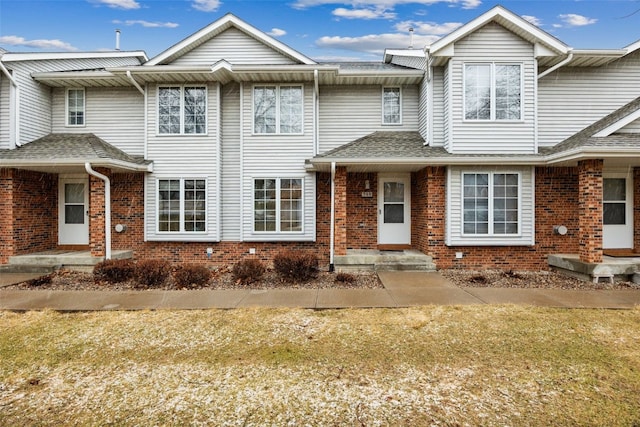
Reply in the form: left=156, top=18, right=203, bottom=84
left=0, top=306, right=639, bottom=425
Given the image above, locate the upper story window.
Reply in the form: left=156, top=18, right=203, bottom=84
left=253, top=85, right=303, bottom=134
left=67, top=89, right=85, bottom=126
left=463, top=172, right=519, bottom=235
left=382, top=87, right=401, bottom=125
left=464, top=64, right=521, bottom=121
left=158, top=86, right=207, bottom=135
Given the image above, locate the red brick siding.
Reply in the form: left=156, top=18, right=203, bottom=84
left=346, top=172, right=377, bottom=250
left=89, top=169, right=111, bottom=257
left=0, top=169, right=14, bottom=263
left=334, top=167, right=347, bottom=256
left=578, top=159, right=603, bottom=263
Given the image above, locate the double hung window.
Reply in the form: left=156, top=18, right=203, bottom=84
left=158, top=179, right=206, bottom=232
left=253, top=85, right=303, bottom=134
left=67, top=89, right=85, bottom=126
left=464, top=64, right=521, bottom=121
left=382, top=87, right=401, bottom=124
left=254, top=178, right=303, bottom=233
left=158, top=86, right=207, bottom=134
left=463, top=172, right=519, bottom=235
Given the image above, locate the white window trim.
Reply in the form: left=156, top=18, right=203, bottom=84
left=65, top=88, right=85, bottom=128
left=156, top=85, right=208, bottom=136
left=252, top=177, right=305, bottom=234
left=155, top=177, right=208, bottom=234
left=462, top=62, right=523, bottom=123
left=460, top=171, right=522, bottom=237
left=252, top=84, right=304, bottom=135
left=382, top=86, right=402, bottom=126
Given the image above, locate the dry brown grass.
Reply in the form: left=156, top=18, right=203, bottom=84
left=1, top=306, right=639, bottom=426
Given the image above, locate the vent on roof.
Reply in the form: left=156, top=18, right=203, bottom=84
left=115, top=29, right=121, bottom=51
left=409, top=28, right=414, bottom=49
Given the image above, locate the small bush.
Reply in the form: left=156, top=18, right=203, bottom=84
left=273, top=250, right=318, bottom=282
left=134, top=259, right=172, bottom=288
left=26, top=274, right=53, bottom=287
left=174, top=263, right=211, bottom=288
left=93, top=259, right=135, bottom=284
left=335, top=272, right=356, bottom=284
left=232, top=258, right=266, bottom=285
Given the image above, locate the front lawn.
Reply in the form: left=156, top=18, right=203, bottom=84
left=1, top=307, right=639, bottom=426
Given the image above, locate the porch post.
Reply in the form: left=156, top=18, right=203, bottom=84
left=334, top=166, right=348, bottom=256
left=0, top=169, right=14, bottom=264
left=88, top=167, right=111, bottom=258
left=578, top=159, right=603, bottom=263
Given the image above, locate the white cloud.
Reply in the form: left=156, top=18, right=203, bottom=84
left=332, top=7, right=396, bottom=19
left=192, top=0, right=221, bottom=12
left=293, top=0, right=481, bottom=11
left=112, top=19, right=179, bottom=28
left=558, top=13, right=597, bottom=27
left=0, top=35, right=78, bottom=51
left=395, top=20, right=462, bottom=35
left=92, top=0, right=140, bottom=10
left=521, top=15, right=541, bottom=27
left=316, top=32, right=438, bottom=54
left=267, top=28, right=287, bottom=37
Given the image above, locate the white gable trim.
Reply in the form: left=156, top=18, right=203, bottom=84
left=429, top=5, right=568, bottom=57
left=1, top=51, right=148, bottom=62
left=146, top=14, right=316, bottom=66
left=593, top=109, right=640, bottom=137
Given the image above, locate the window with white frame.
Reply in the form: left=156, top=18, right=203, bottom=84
left=158, top=86, right=207, bottom=134
left=253, top=85, right=303, bottom=134
left=254, top=178, right=303, bottom=232
left=67, top=89, right=85, bottom=126
left=382, top=87, right=401, bottom=124
left=463, top=172, right=519, bottom=235
left=464, top=64, right=521, bottom=121
left=157, top=179, right=206, bottom=232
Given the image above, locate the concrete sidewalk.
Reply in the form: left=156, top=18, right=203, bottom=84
left=0, top=271, right=639, bottom=311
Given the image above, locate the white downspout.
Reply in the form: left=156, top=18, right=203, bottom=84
left=0, top=57, right=21, bottom=147
left=537, top=51, right=574, bottom=80
left=329, top=161, right=336, bottom=272
left=314, top=69, right=319, bottom=156
left=85, top=163, right=112, bottom=260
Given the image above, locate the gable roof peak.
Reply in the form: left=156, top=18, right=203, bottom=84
left=428, top=5, right=569, bottom=57
left=145, top=13, right=316, bottom=66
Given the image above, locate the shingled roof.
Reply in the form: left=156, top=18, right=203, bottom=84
left=0, top=133, right=151, bottom=171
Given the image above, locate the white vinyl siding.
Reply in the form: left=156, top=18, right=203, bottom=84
left=221, top=82, right=242, bottom=241
left=448, top=22, right=535, bottom=154
left=447, top=166, right=534, bottom=246
left=431, top=66, right=445, bottom=147
left=145, top=84, right=219, bottom=242
left=170, top=28, right=297, bottom=66
left=318, top=84, right=419, bottom=154
left=538, top=51, right=640, bottom=147
left=418, top=77, right=429, bottom=141
left=241, top=82, right=315, bottom=242
left=0, top=75, right=10, bottom=148
left=382, top=87, right=402, bottom=125
left=66, top=88, right=85, bottom=126
left=52, top=87, right=145, bottom=156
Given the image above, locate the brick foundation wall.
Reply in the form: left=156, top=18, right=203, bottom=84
left=635, top=168, right=640, bottom=252
left=334, top=167, right=347, bottom=256
left=0, top=169, right=14, bottom=263
left=346, top=172, right=377, bottom=250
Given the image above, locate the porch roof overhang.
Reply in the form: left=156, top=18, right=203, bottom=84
left=0, top=133, right=153, bottom=174
left=32, top=62, right=424, bottom=87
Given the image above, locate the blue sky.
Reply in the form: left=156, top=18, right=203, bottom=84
left=1, top=0, right=639, bottom=61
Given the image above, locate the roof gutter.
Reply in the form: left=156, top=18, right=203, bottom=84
left=538, top=50, right=574, bottom=80
left=85, top=163, right=111, bottom=260
left=126, top=70, right=145, bottom=95
left=0, top=55, right=21, bottom=147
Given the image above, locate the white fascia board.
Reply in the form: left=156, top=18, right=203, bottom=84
left=146, top=13, right=316, bottom=66
left=32, top=70, right=118, bottom=80
left=429, top=5, right=568, bottom=57
left=1, top=51, right=148, bottom=62
left=0, top=158, right=153, bottom=172
left=545, top=147, right=640, bottom=164
left=593, top=109, right=640, bottom=137
left=311, top=156, right=543, bottom=166
left=624, top=39, right=640, bottom=55
left=383, top=49, right=426, bottom=63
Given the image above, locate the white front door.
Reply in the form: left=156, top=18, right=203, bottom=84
left=58, top=178, right=89, bottom=245
left=378, top=174, right=411, bottom=245
left=603, top=175, right=633, bottom=249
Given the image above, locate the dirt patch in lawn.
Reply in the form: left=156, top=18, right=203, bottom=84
left=5, top=268, right=383, bottom=291
left=441, top=269, right=638, bottom=290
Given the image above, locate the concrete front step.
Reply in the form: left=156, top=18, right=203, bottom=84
left=8, top=250, right=134, bottom=270
left=0, top=264, right=59, bottom=274
left=335, top=250, right=436, bottom=272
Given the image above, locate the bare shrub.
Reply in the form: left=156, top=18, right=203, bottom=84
left=173, top=263, right=212, bottom=288
left=232, top=258, right=266, bottom=285
left=93, top=259, right=135, bottom=284
left=273, top=250, right=318, bottom=282
left=134, top=259, right=172, bottom=288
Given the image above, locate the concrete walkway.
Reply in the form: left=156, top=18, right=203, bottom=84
left=1, top=271, right=639, bottom=311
